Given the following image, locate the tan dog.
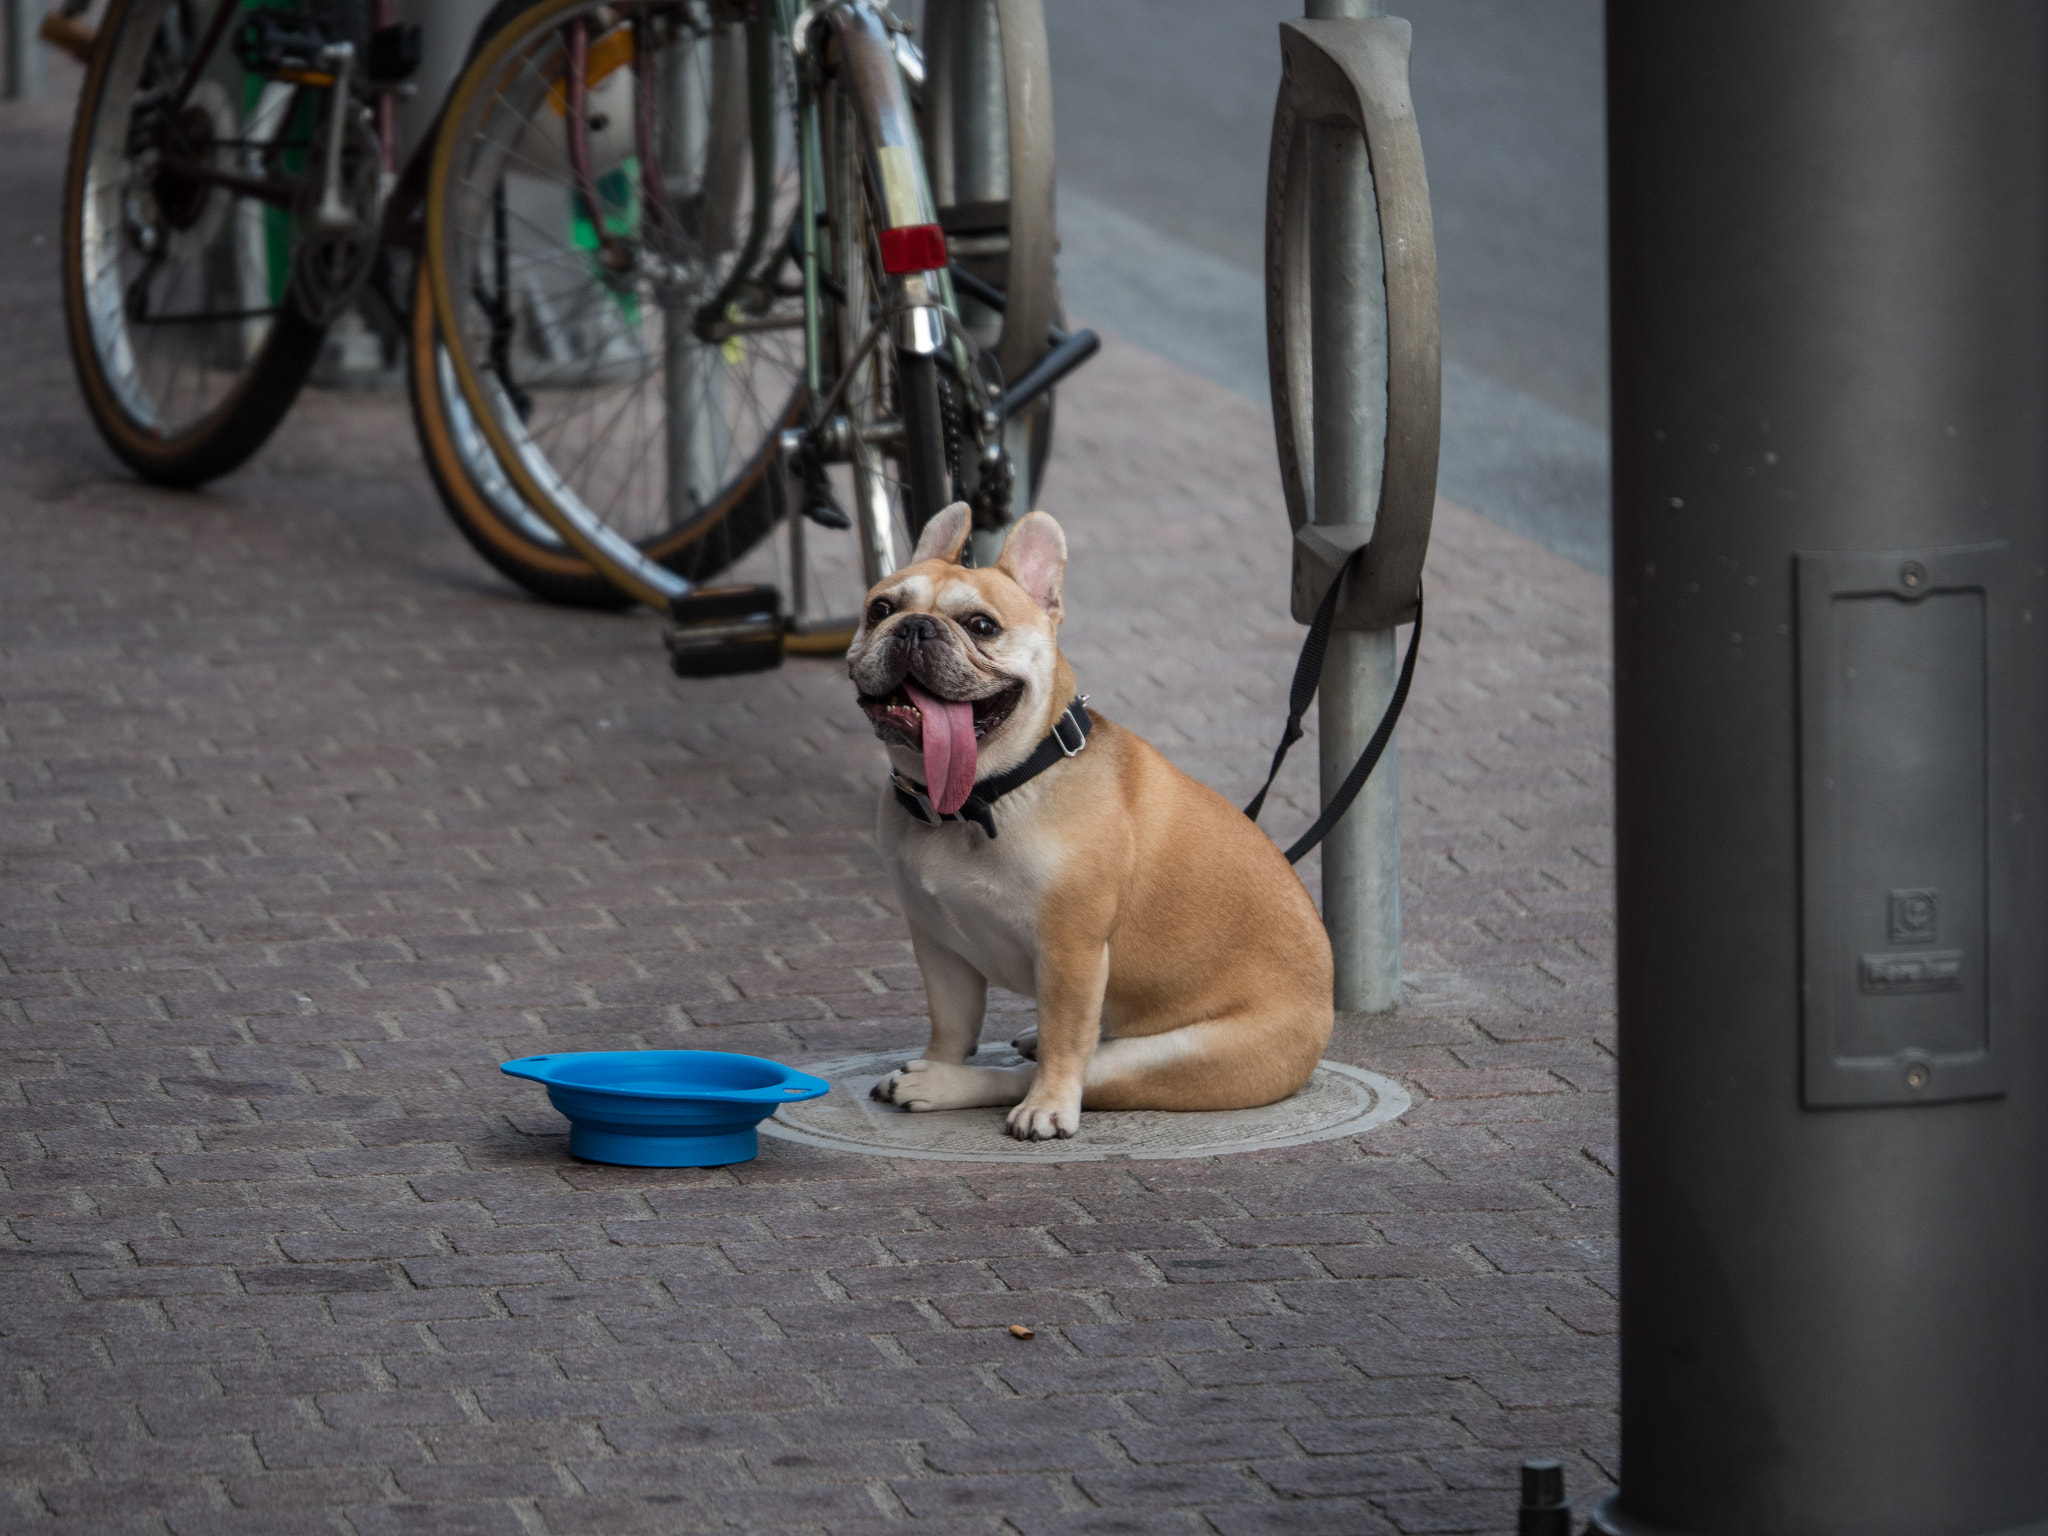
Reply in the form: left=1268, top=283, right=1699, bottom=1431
left=848, top=503, right=1334, bottom=1140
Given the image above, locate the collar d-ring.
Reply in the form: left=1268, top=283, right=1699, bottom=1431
left=1051, top=694, right=1090, bottom=758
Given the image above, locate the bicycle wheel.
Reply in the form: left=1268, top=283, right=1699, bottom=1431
left=62, top=0, right=343, bottom=487
left=424, top=0, right=808, bottom=608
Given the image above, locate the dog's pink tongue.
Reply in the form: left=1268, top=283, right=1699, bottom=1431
left=905, top=680, right=978, bottom=815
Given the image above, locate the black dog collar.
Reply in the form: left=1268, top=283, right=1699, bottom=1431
left=891, top=697, right=1092, bottom=839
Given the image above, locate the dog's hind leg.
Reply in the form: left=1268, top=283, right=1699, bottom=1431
left=1079, top=1016, right=1326, bottom=1113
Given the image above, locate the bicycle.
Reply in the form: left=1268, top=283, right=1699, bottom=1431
left=59, top=0, right=1093, bottom=663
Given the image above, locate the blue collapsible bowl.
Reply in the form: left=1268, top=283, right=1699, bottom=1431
left=499, top=1051, right=830, bottom=1167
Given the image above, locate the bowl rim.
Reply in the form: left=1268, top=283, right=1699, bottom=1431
left=499, top=1049, right=830, bottom=1105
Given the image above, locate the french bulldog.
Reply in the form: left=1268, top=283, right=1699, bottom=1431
left=847, top=503, right=1335, bottom=1140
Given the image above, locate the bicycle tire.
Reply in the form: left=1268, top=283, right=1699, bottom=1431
left=407, top=255, right=785, bottom=608
left=423, top=0, right=806, bottom=610
left=408, top=257, right=625, bottom=609
left=62, top=0, right=331, bottom=487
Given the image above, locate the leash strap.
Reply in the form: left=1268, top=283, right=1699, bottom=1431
left=893, top=698, right=1093, bottom=839
left=1244, top=564, right=1423, bottom=865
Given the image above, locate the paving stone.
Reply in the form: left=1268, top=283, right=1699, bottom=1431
left=1207, top=1501, right=1401, bottom=1536
left=921, top=1432, right=1118, bottom=1476
left=1072, top=1464, right=1268, bottom=1507
left=345, top=1501, right=533, bottom=1536
left=1008, top=1513, right=1212, bottom=1536
left=0, top=73, right=1614, bottom=1535
left=165, top=1511, right=349, bottom=1536
left=890, top=1471, right=1073, bottom=1517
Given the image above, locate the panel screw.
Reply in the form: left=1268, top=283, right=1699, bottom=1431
left=1905, top=1063, right=1931, bottom=1091
left=1899, top=560, right=1928, bottom=591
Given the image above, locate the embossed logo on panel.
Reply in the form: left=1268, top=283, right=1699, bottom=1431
left=1889, top=888, right=1939, bottom=946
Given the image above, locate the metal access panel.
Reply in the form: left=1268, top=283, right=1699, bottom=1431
left=1797, top=544, right=2010, bottom=1107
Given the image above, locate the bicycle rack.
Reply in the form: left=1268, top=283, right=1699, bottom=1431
left=1265, top=5, right=1439, bottom=1012
left=1267, top=14, right=1439, bottom=632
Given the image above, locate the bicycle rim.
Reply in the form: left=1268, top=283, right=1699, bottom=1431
left=66, top=0, right=327, bottom=474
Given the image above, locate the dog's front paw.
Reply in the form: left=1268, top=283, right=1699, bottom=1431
left=1006, top=1093, right=1079, bottom=1141
left=870, top=1062, right=924, bottom=1104
left=1009, top=1027, right=1039, bottom=1061
left=872, top=1059, right=984, bottom=1113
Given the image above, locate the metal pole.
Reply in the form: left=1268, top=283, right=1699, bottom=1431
left=1605, top=5, right=2048, bottom=1533
left=664, top=27, right=724, bottom=541
left=5, top=0, right=44, bottom=102
left=1305, top=0, right=1398, bottom=1013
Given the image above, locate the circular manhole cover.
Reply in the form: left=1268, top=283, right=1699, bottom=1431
left=761, top=1048, right=1412, bottom=1163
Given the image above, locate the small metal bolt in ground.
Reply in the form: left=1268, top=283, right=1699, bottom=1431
left=1519, top=1460, right=1573, bottom=1536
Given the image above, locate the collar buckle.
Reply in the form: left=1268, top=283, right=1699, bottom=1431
left=891, top=770, right=943, bottom=825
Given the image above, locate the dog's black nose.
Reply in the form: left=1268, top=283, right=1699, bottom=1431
left=893, top=614, right=940, bottom=645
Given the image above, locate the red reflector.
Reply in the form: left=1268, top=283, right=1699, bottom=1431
left=879, top=223, right=948, bottom=274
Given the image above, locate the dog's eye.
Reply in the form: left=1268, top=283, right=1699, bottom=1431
left=964, top=614, right=1001, bottom=639
left=865, top=598, right=894, bottom=626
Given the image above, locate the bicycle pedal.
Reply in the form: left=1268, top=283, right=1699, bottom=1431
left=234, top=7, right=331, bottom=80
left=664, top=585, right=785, bottom=678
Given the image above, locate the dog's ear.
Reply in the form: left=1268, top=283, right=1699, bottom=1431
left=908, top=502, right=972, bottom=565
left=997, top=511, right=1067, bottom=620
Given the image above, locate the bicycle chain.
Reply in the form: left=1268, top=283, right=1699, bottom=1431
left=934, top=366, right=964, bottom=496
left=931, top=337, right=1014, bottom=533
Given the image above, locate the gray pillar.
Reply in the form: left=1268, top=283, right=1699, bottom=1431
left=1305, top=0, right=1399, bottom=1014
left=5, top=0, right=44, bottom=102
left=1604, top=5, right=2048, bottom=1534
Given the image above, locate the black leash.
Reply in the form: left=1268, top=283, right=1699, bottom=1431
left=1244, top=562, right=1423, bottom=865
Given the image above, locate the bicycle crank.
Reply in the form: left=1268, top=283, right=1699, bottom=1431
left=289, top=98, right=382, bottom=326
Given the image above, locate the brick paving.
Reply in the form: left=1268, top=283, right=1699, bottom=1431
left=1, top=82, right=1615, bottom=1536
